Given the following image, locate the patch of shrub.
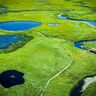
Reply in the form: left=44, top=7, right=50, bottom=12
left=0, top=6, right=8, bottom=14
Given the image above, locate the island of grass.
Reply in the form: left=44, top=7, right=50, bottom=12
left=83, top=42, right=96, bottom=54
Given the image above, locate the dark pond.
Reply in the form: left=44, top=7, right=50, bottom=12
left=0, top=21, right=41, bottom=31
left=70, top=75, right=96, bottom=96
left=70, top=80, right=84, bottom=96
left=58, top=14, right=96, bottom=27
left=0, top=70, right=24, bottom=88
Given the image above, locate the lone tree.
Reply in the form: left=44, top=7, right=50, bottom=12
left=0, top=6, right=8, bottom=14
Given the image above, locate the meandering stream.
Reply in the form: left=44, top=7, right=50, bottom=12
left=58, top=13, right=96, bottom=27
left=58, top=13, right=96, bottom=96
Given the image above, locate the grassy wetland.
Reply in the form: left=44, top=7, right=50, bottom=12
left=0, top=0, right=96, bottom=96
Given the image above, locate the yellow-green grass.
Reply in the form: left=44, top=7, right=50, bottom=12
left=0, top=37, right=72, bottom=96
left=0, top=0, right=96, bottom=20
left=0, top=0, right=96, bottom=96
left=42, top=42, right=96, bottom=96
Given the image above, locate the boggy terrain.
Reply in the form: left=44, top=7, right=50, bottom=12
left=0, top=0, right=96, bottom=96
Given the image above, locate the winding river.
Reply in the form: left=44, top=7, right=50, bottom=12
left=58, top=13, right=96, bottom=96
left=58, top=13, right=96, bottom=54
left=58, top=13, right=96, bottom=27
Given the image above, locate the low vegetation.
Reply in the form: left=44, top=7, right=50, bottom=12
left=0, top=0, right=96, bottom=96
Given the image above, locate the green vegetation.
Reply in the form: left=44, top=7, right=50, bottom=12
left=0, top=0, right=96, bottom=96
left=0, top=6, right=8, bottom=14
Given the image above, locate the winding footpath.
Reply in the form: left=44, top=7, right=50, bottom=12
left=38, top=32, right=96, bottom=96
left=38, top=32, right=74, bottom=96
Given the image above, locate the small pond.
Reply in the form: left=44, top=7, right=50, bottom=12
left=48, top=23, right=59, bottom=27
left=0, top=21, right=41, bottom=31
left=0, top=70, right=24, bottom=88
left=0, top=35, right=22, bottom=49
left=0, top=35, right=32, bottom=53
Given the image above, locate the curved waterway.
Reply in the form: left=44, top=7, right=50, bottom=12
left=0, top=21, right=41, bottom=31
left=70, top=75, right=96, bottom=96
left=58, top=13, right=96, bottom=27
left=0, top=70, right=24, bottom=88
left=74, top=40, right=96, bottom=54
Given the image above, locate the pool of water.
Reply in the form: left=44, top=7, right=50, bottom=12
left=0, top=35, right=32, bottom=53
left=48, top=23, right=59, bottom=27
left=0, top=21, right=41, bottom=31
left=58, top=13, right=96, bottom=27
left=0, top=35, right=23, bottom=49
left=74, top=41, right=84, bottom=49
left=0, top=70, right=24, bottom=88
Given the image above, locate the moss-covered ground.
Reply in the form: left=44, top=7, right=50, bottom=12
left=0, top=0, right=96, bottom=96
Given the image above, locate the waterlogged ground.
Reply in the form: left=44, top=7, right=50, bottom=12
left=0, top=0, right=96, bottom=96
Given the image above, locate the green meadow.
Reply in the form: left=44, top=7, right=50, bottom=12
left=0, top=0, right=96, bottom=96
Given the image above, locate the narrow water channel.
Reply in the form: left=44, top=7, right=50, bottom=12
left=58, top=13, right=96, bottom=27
